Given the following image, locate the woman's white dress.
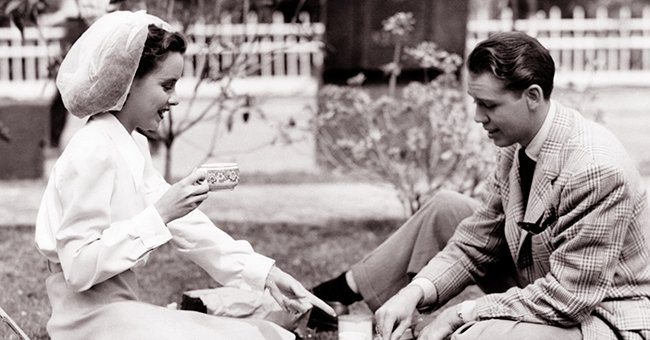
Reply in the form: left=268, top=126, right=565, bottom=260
left=35, top=112, right=293, bottom=340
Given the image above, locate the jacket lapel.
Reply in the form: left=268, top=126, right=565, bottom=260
left=515, top=103, right=573, bottom=262
left=505, top=153, right=526, bottom=260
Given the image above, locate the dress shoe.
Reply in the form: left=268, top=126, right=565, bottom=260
left=306, top=300, right=348, bottom=332
left=180, top=293, right=207, bottom=313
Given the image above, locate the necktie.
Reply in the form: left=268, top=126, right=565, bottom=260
left=518, top=148, right=539, bottom=270
left=518, top=147, right=536, bottom=206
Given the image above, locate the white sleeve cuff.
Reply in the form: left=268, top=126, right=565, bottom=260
left=408, top=277, right=436, bottom=301
left=133, top=205, right=173, bottom=249
left=240, top=252, right=275, bottom=292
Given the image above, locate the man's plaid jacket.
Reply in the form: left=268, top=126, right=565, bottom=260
left=417, top=102, right=650, bottom=339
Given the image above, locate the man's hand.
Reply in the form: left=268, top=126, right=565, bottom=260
left=266, top=266, right=337, bottom=317
left=375, top=285, right=423, bottom=340
left=417, top=304, right=466, bottom=340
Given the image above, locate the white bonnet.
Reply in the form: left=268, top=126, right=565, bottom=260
left=56, top=10, right=175, bottom=118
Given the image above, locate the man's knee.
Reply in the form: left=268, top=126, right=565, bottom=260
left=417, top=190, right=478, bottom=242
left=421, top=190, right=479, bottom=218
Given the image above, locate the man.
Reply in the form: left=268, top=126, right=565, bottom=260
left=309, top=32, right=650, bottom=340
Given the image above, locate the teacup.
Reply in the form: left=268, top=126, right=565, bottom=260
left=338, top=314, right=373, bottom=340
left=196, top=163, right=240, bottom=191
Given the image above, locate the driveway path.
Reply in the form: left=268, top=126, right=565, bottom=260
left=1, top=180, right=406, bottom=227
left=3, top=177, right=649, bottom=228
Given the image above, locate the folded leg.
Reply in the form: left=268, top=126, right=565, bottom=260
left=351, top=190, right=480, bottom=311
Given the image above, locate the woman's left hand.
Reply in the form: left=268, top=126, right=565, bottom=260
left=266, top=266, right=337, bottom=317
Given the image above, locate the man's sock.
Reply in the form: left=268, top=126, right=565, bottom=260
left=312, top=272, right=363, bottom=306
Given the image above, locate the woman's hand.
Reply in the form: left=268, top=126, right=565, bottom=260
left=375, top=285, right=423, bottom=340
left=266, top=266, right=337, bottom=317
left=155, top=171, right=209, bottom=224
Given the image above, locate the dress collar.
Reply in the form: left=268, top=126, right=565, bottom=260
left=88, top=112, right=145, bottom=185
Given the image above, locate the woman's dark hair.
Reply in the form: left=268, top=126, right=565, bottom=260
left=134, top=24, right=187, bottom=78
left=467, top=31, right=555, bottom=99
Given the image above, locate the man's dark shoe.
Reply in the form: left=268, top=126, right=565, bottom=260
left=307, top=301, right=348, bottom=332
left=180, top=293, right=207, bottom=313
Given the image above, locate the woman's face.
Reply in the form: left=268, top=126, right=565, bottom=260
left=118, top=52, right=184, bottom=132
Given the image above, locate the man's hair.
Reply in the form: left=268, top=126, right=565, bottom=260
left=135, top=24, right=187, bottom=78
left=467, top=31, right=555, bottom=99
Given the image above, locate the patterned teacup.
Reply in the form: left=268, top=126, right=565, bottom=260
left=196, top=163, right=240, bottom=191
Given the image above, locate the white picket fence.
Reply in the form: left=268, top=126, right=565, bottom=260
left=5, top=6, right=650, bottom=98
left=0, top=11, right=325, bottom=99
left=467, top=5, right=650, bottom=88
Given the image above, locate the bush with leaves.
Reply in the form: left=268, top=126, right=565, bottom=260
left=0, top=0, right=48, bottom=144
left=314, top=12, right=495, bottom=216
left=1, top=0, right=47, bottom=33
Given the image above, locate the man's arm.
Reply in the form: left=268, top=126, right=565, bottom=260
left=472, top=162, right=632, bottom=326
left=374, top=166, right=509, bottom=340
left=415, top=168, right=509, bottom=307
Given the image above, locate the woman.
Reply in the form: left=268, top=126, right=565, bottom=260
left=35, top=10, right=333, bottom=340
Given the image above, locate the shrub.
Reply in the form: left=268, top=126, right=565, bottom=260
left=314, top=13, right=495, bottom=215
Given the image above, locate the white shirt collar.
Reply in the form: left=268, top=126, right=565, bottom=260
left=89, top=112, right=146, bottom=184
left=521, top=100, right=555, bottom=162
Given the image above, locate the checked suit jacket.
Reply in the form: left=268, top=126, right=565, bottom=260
left=416, top=102, right=650, bottom=339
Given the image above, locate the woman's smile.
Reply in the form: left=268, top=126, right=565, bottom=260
left=157, top=107, right=169, bottom=120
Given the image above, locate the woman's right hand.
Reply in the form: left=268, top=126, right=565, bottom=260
left=265, top=265, right=337, bottom=317
left=154, top=171, right=210, bottom=224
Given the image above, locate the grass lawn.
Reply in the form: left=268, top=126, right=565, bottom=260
left=2, top=85, right=646, bottom=339
left=0, top=220, right=482, bottom=340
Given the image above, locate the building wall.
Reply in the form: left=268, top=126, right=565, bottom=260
left=323, top=0, right=469, bottom=82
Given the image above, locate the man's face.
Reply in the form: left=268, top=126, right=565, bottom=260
left=467, top=72, right=537, bottom=147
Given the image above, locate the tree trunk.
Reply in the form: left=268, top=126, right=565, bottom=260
left=388, top=40, right=402, bottom=98
left=243, top=0, right=250, bottom=23
left=526, top=0, right=539, bottom=17
left=166, top=0, right=175, bottom=22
